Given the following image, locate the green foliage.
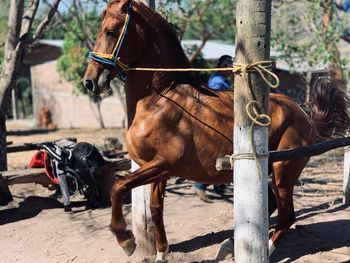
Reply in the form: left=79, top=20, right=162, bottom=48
left=38, top=17, right=66, bottom=39
left=57, top=9, right=101, bottom=102
left=271, top=0, right=347, bottom=71
left=0, top=10, right=8, bottom=71
left=57, top=32, right=89, bottom=94
left=160, top=0, right=236, bottom=42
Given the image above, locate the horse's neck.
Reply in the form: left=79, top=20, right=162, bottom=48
left=125, top=70, right=153, bottom=127
left=125, top=25, right=190, bottom=127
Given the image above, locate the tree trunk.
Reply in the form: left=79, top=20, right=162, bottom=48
left=343, top=79, right=350, bottom=204
left=0, top=90, right=12, bottom=205
left=0, top=0, right=26, bottom=205
left=96, top=101, right=105, bottom=129
left=233, top=0, right=270, bottom=262
left=0, top=0, right=61, bottom=205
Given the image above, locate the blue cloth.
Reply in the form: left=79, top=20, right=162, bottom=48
left=194, top=182, right=208, bottom=191
left=338, top=0, right=350, bottom=12
left=208, top=72, right=231, bottom=90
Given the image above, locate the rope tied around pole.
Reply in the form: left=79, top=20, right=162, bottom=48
left=226, top=152, right=269, bottom=167
left=226, top=61, right=278, bottom=176
left=232, top=61, right=279, bottom=89
left=128, top=61, right=280, bottom=89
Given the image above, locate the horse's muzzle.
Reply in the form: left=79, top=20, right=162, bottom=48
left=84, top=79, right=98, bottom=95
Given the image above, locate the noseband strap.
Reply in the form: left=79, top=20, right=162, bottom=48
left=87, top=3, right=132, bottom=80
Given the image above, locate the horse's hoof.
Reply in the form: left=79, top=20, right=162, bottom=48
left=122, top=240, right=137, bottom=256
left=215, top=237, right=234, bottom=261
left=119, top=231, right=137, bottom=256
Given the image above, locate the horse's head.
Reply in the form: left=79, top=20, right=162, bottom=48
left=83, top=0, right=143, bottom=95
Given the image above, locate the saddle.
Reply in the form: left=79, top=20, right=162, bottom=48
left=29, top=139, right=105, bottom=208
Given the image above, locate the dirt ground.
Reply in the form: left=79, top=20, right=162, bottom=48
left=0, top=121, right=350, bottom=263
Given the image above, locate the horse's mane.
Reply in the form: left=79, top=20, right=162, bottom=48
left=132, top=1, right=190, bottom=68
left=133, top=1, right=214, bottom=98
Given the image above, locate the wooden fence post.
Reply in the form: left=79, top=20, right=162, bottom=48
left=0, top=175, right=13, bottom=205
left=344, top=79, right=350, bottom=204
left=234, top=0, right=271, bottom=262
left=131, top=162, right=156, bottom=256
left=131, top=0, right=157, bottom=258
left=343, top=146, right=350, bottom=204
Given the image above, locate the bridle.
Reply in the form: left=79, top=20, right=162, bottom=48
left=87, top=2, right=132, bottom=81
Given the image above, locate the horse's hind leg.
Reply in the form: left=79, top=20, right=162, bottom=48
left=110, top=160, right=170, bottom=256
left=268, top=183, right=277, bottom=216
left=150, top=180, right=168, bottom=263
left=269, top=157, right=309, bottom=254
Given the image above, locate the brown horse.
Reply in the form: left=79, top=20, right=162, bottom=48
left=83, top=0, right=350, bottom=261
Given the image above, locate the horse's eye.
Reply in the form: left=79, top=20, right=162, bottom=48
left=106, top=31, right=116, bottom=38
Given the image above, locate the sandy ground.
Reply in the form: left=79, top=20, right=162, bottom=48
left=0, top=122, right=350, bottom=263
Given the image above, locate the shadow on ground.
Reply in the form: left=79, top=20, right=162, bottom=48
left=0, top=196, right=87, bottom=225
left=271, top=219, right=350, bottom=262
left=170, top=229, right=233, bottom=253
left=7, top=128, right=58, bottom=136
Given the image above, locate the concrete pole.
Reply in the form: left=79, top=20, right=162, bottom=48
left=234, top=0, right=271, bottom=262
left=131, top=162, right=156, bottom=256
left=343, top=79, right=350, bottom=204
left=131, top=0, right=158, bottom=257
left=343, top=146, right=350, bottom=204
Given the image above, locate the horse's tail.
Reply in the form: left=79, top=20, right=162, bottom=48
left=308, top=74, right=350, bottom=141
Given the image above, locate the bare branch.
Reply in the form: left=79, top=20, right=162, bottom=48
left=43, top=1, right=86, bottom=43
left=43, top=0, right=95, bottom=49
left=72, top=0, right=95, bottom=49
left=189, top=37, right=209, bottom=63
left=187, top=1, right=215, bottom=62
left=21, top=0, right=40, bottom=36
left=5, top=0, right=25, bottom=52
left=32, top=0, right=62, bottom=42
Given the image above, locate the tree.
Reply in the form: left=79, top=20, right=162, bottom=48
left=0, top=0, right=61, bottom=205
left=271, top=0, right=348, bottom=81
left=160, top=0, right=237, bottom=62
left=0, top=1, right=11, bottom=70
left=49, top=0, right=127, bottom=127
left=55, top=5, right=108, bottom=127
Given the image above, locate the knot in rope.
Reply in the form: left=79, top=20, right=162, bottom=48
left=232, top=61, right=280, bottom=89
left=226, top=152, right=269, bottom=167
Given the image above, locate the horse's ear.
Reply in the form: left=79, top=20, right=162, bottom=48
left=116, top=0, right=131, bottom=12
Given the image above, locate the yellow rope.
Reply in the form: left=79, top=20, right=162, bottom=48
left=246, top=100, right=271, bottom=127
left=126, top=60, right=280, bottom=89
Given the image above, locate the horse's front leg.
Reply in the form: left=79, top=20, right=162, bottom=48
left=150, top=180, right=168, bottom=263
left=110, top=160, right=170, bottom=257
